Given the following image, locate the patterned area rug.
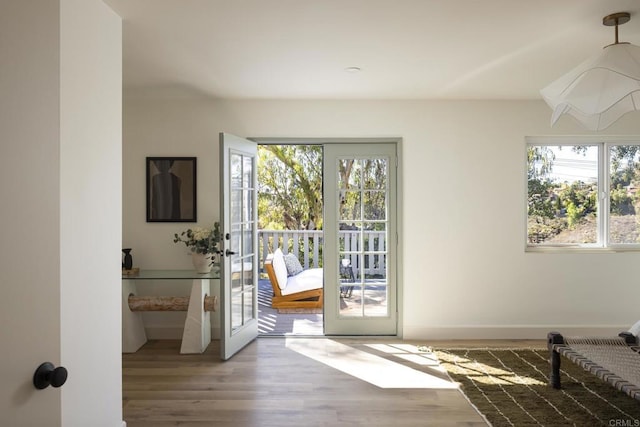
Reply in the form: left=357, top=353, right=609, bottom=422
left=434, top=348, right=640, bottom=427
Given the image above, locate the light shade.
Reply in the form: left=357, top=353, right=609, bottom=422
left=540, top=43, right=640, bottom=131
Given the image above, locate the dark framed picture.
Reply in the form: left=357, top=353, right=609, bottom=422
left=146, top=157, right=197, bottom=222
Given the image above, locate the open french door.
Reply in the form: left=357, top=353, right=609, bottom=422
left=219, top=133, right=259, bottom=360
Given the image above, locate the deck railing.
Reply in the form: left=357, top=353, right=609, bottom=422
left=258, top=229, right=386, bottom=277
left=258, top=230, right=323, bottom=269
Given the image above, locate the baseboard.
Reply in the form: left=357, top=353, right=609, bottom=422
left=144, top=325, right=220, bottom=340
left=211, top=326, right=220, bottom=340
left=403, top=325, right=630, bottom=340
left=122, top=421, right=127, bottom=427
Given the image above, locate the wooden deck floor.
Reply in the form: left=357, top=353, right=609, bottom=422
left=123, top=338, right=546, bottom=426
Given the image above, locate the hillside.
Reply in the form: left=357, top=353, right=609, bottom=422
left=547, top=215, right=640, bottom=244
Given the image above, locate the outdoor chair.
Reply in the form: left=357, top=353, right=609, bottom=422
left=264, top=248, right=323, bottom=311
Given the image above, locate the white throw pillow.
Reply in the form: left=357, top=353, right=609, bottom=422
left=629, top=320, right=640, bottom=338
left=271, top=248, right=289, bottom=290
left=284, top=253, right=304, bottom=276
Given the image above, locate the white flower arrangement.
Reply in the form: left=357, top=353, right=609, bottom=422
left=173, top=222, right=221, bottom=255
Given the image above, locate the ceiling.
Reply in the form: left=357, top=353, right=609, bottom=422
left=103, top=0, right=640, bottom=100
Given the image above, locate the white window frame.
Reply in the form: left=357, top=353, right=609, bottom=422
left=526, top=136, right=640, bottom=252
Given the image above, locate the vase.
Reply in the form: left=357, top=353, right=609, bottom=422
left=122, top=248, right=133, bottom=270
left=191, top=252, right=212, bottom=273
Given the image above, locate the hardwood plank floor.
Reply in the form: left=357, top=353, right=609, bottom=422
left=123, top=338, right=545, bottom=427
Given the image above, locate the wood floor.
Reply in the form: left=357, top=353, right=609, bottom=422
left=123, top=338, right=546, bottom=427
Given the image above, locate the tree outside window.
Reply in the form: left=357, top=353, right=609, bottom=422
left=527, top=141, right=640, bottom=248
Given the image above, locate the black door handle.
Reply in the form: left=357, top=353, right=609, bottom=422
left=33, top=362, right=68, bottom=389
left=225, top=249, right=236, bottom=256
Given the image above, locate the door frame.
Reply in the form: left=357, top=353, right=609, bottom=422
left=254, top=137, right=404, bottom=337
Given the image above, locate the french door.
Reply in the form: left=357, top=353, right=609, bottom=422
left=323, top=143, right=398, bottom=335
left=219, top=133, right=259, bottom=359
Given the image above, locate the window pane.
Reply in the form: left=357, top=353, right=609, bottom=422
left=243, top=188, right=253, bottom=223
left=243, top=293, right=253, bottom=325
left=231, top=223, right=241, bottom=254
left=339, top=225, right=361, bottom=253
left=231, top=258, right=242, bottom=292
left=363, top=190, right=386, bottom=220
left=242, top=225, right=254, bottom=257
left=231, top=154, right=242, bottom=187
left=340, top=190, right=361, bottom=220
left=231, top=190, right=242, bottom=223
left=363, top=284, right=388, bottom=317
left=609, top=145, right=640, bottom=244
left=527, top=145, right=598, bottom=245
left=243, top=155, right=252, bottom=188
left=363, top=158, right=387, bottom=189
left=231, top=292, right=242, bottom=329
left=338, top=159, right=361, bottom=189
left=339, top=256, right=356, bottom=284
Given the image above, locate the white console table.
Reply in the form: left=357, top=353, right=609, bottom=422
left=122, top=269, right=219, bottom=354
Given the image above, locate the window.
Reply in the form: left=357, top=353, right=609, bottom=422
left=527, top=138, right=640, bottom=249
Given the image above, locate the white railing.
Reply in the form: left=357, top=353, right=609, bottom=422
left=340, top=229, right=386, bottom=278
left=258, top=229, right=386, bottom=277
left=259, top=230, right=323, bottom=269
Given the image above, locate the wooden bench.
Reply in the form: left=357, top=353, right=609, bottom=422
left=548, top=331, right=640, bottom=400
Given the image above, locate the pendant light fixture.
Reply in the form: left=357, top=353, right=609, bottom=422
left=540, top=12, right=640, bottom=131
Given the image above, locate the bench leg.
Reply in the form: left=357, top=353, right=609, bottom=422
left=548, top=331, right=564, bottom=389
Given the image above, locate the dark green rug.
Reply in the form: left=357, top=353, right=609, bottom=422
left=434, top=348, right=640, bottom=427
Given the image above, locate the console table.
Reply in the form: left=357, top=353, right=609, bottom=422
left=122, top=269, right=219, bottom=354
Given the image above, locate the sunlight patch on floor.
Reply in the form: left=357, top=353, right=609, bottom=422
left=364, top=343, right=445, bottom=367
left=436, top=351, right=545, bottom=386
left=289, top=318, right=323, bottom=335
left=286, top=339, right=459, bottom=389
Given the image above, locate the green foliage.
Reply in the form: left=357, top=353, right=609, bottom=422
left=258, top=146, right=388, bottom=232
left=173, top=222, right=221, bottom=254
left=611, top=146, right=640, bottom=174
left=527, top=146, right=555, bottom=180
left=258, top=145, right=323, bottom=230
left=610, top=187, right=635, bottom=215
left=527, top=179, right=556, bottom=219
left=338, top=159, right=388, bottom=224
left=611, top=165, right=636, bottom=189
left=558, top=181, right=597, bottom=229
left=565, top=202, right=580, bottom=229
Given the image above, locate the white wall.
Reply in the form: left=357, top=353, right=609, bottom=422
left=123, top=96, right=640, bottom=340
left=123, top=97, right=222, bottom=337
left=0, top=1, right=122, bottom=425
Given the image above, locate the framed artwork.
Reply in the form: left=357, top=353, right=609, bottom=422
left=146, top=157, right=197, bottom=222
